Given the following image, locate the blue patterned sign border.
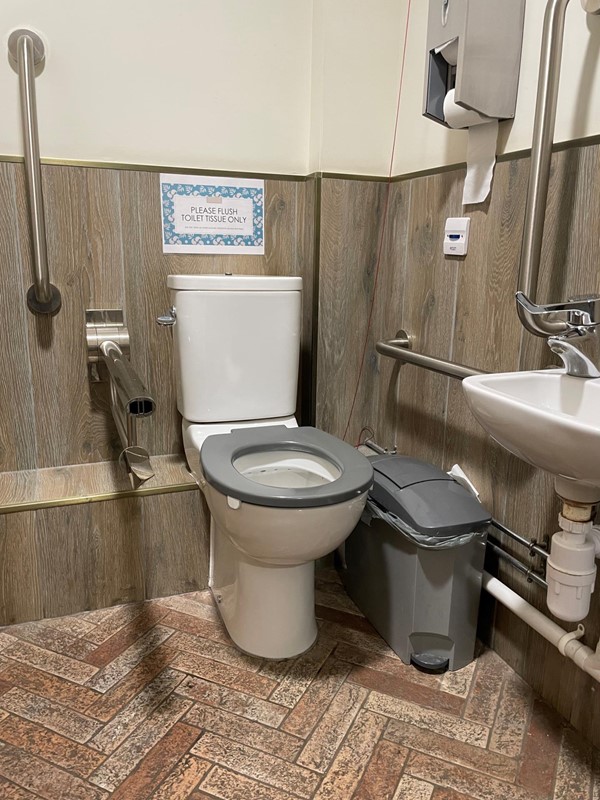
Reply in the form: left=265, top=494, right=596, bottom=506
left=161, top=181, right=264, bottom=249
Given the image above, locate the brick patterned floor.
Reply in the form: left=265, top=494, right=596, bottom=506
left=0, top=570, right=595, bottom=799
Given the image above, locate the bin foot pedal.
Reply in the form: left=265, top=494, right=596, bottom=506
left=410, top=653, right=449, bottom=674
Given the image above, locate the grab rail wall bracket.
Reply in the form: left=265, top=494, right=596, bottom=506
left=8, top=28, right=61, bottom=316
left=86, top=309, right=156, bottom=487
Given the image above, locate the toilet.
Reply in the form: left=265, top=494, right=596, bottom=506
left=165, top=274, right=373, bottom=659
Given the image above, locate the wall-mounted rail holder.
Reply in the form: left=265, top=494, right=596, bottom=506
left=86, top=310, right=156, bottom=487
left=8, top=29, right=61, bottom=316
left=424, top=0, right=525, bottom=126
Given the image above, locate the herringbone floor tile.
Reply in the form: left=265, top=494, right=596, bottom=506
left=0, top=570, right=595, bottom=799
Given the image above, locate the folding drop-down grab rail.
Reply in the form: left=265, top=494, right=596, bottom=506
left=86, top=310, right=156, bottom=487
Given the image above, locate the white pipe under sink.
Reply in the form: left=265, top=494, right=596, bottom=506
left=483, top=572, right=600, bottom=682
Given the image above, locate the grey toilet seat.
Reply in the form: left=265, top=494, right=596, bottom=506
left=200, top=426, right=374, bottom=508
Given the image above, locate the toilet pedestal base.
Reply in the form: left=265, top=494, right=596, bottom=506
left=209, top=520, right=318, bottom=659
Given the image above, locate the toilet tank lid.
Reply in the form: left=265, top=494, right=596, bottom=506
left=167, top=274, right=302, bottom=291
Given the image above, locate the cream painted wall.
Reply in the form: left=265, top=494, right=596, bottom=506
left=3, top=2, right=600, bottom=176
left=309, top=0, right=600, bottom=176
left=1, top=1, right=313, bottom=174
left=390, top=0, right=600, bottom=175
left=311, top=0, right=406, bottom=176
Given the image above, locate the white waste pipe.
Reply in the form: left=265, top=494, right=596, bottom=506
left=483, top=572, right=600, bottom=681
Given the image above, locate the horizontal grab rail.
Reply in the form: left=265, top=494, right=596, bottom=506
left=376, top=337, right=487, bottom=381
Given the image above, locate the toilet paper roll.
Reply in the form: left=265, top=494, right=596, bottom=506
left=435, top=37, right=459, bottom=66
left=443, top=89, right=499, bottom=205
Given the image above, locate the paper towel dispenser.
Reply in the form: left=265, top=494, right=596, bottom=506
left=424, top=0, right=526, bottom=126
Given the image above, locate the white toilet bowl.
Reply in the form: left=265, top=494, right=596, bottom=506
left=165, top=273, right=373, bottom=659
left=187, top=424, right=373, bottom=659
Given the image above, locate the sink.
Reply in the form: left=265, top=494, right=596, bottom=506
left=462, top=369, right=600, bottom=497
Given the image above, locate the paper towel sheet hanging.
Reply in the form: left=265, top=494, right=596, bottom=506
left=443, top=90, right=498, bottom=206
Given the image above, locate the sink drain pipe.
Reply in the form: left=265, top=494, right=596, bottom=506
left=483, top=571, right=600, bottom=682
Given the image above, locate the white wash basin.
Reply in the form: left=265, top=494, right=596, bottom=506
left=462, top=370, right=600, bottom=490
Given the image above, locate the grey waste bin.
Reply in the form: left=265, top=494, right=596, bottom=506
left=340, top=455, right=491, bottom=672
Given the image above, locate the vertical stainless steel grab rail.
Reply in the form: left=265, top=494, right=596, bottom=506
left=8, top=29, right=61, bottom=316
left=518, top=0, right=569, bottom=310
left=516, top=0, right=600, bottom=337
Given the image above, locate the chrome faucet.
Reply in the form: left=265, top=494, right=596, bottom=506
left=548, top=337, right=600, bottom=379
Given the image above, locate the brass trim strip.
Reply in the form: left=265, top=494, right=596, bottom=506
left=2, top=129, right=600, bottom=183
left=320, top=172, right=392, bottom=183
left=387, top=133, right=600, bottom=184
left=0, top=154, right=310, bottom=182
left=389, top=163, right=467, bottom=183
left=0, top=481, right=197, bottom=515
left=388, top=151, right=531, bottom=184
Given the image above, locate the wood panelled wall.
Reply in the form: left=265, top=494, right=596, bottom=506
left=0, top=162, right=315, bottom=472
left=0, top=162, right=315, bottom=621
left=0, top=491, right=207, bottom=626
left=2, top=147, right=599, bottom=746
left=316, top=144, right=600, bottom=747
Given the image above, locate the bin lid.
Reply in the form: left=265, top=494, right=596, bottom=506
left=369, top=455, right=491, bottom=538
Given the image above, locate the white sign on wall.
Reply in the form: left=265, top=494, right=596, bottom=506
left=160, top=174, right=265, bottom=254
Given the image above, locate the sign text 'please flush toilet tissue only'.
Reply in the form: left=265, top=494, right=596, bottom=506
left=443, top=89, right=499, bottom=206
